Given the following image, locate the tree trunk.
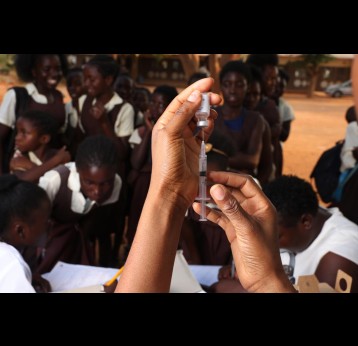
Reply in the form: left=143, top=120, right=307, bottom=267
left=179, top=54, right=200, bottom=82
left=307, top=73, right=318, bottom=98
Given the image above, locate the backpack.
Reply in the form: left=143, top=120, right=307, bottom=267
left=2, top=87, right=30, bottom=173
left=310, top=140, right=344, bottom=203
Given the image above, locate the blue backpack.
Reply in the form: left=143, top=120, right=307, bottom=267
left=310, top=140, right=344, bottom=203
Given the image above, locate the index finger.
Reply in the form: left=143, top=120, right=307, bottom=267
left=159, top=78, right=222, bottom=127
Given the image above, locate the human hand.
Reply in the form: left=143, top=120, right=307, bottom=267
left=208, top=279, right=247, bottom=293
left=144, top=109, right=155, bottom=131
left=218, top=265, right=237, bottom=280
left=54, top=146, right=71, bottom=165
left=149, top=78, right=222, bottom=209
left=193, top=171, right=295, bottom=293
left=90, top=101, right=107, bottom=122
left=32, top=273, right=52, bottom=293
left=10, top=155, right=36, bottom=171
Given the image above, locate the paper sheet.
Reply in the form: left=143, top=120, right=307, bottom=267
left=42, top=250, right=203, bottom=293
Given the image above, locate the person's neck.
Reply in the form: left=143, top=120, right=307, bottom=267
left=96, top=90, right=114, bottom=105
left=308, top=207, right=332, bottom=244
left=34, top=82, right=53, bottom=98
left=33, top=145, right=51, bottom=162
left=222, top=104, right=243, bottom=120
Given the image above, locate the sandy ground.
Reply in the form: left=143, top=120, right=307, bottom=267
left=0, top=74, right=353, bottom=182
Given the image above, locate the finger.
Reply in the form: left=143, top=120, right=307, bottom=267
left=209, top=184, right=256, bottom=238
left=159, top=78, right=221, bottom=127
left=164, top=90, right=203, bottom=136
left=192, top=202, right=237, bottom=243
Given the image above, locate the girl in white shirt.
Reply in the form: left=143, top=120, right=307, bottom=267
left=0, top=175, right=51, bottom=293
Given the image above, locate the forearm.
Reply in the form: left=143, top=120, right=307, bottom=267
left=130, top=131, right=152, bottom=169
left=116, top=186, right=188, bottom=293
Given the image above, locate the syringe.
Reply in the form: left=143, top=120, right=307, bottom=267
left=196, top=140, right=210, bottom=221
left=195, top=93, right=211, bottom=222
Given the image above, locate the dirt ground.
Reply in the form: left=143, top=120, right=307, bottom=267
left=0, top=74, right=353, bottom=182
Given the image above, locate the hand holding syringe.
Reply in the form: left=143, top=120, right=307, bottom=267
left=195, top=93, right=210, bottom=221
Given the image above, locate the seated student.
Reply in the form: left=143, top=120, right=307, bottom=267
left=115, top=77, right=295, bottom=293
left=180, top=142, right=232, bottom=266
left=0, top=175, right=52, bottom=293
left=10, top=110, right=71, bottom=183
left=35, top=135, right=125, bottom=273
left=214, top=175, right=358, bottom=293
left=132, top=87, right=151, bottom=128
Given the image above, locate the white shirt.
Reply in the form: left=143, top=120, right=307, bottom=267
left=0, top=242, right=35, bottom=293
left=292, top=208, right=358, bottom=280
left=38, top=162, right=122, bottom=214
left=0, top=83, right=67, bottom=133
left=278, top=98, right=295, bottom=123
left=65, top=101, right=79, bottom=128
left=128, top=128, right=143, bottom=149
left=78, top=92, right=134, bottom=137
left=340, top=121, right=358, bottom=172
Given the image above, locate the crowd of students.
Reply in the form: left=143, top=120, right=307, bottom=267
left=0, top=54, right=358, bottom=293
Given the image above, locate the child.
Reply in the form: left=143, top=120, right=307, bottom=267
left=64, top=67, right=86, bottom=157
left=132, top=87, right=151, bottom=128
left=126, top=85, right=178, bottom=251
left=77, top=55, right=135, bottom=178
left=10, top=110, right=71, bottom=183
left=0, top=54, right=68, bottom=174
left=0, top=175, right=52, bottom=293
left=35, top=135, right=125, bottom=273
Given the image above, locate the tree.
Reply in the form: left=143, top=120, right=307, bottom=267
left=295, top=54, right=335, bottom=97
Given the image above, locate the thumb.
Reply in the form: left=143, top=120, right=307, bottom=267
left=210, top=184, right=256, bottom=238
left=164, top=90, right=202, bottom=135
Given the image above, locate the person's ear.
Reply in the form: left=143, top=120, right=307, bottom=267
left=40, top=134, right=51, bottom=145
left=105, top=75, right=114, bottom=88
left=301, top=214, right=313, bottom=230
left=14, top=224, right=26, bottom=240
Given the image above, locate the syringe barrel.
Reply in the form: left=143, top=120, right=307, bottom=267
left=196, top=92, right=210, bottom=128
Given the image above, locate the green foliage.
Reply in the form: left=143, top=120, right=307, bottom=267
left=292, top=54, right=335, bottom=76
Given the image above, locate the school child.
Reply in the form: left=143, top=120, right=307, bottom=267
left=0, top=54, right=68, bottom=174
left=10, top=110, right=71, bottom=183
left=35, top=135, right=125, bottom=273
left=77, top=55, right=135, bottom=178
left=126, top=85, right=178, bottom=251
left=0, top=175, right=52, bottom=292
left=132, top=87, right=151, bottom=128
left=64, top=67, right=86, bottom=157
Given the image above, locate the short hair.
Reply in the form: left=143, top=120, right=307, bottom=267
left=133, top=87, right=151, bottom=100
left=279, top=68, right=290, bottom=83
left=247, top=64, right=263, bottom=86
left=86, top=55, right=119, bottom=84
left=246, top=54, right=279, bottom=70
left=345, top=106, right=357, bottom=123
left=15, top=54, right=68, bottom=82
left=75, top=135, right=119, bottom=170
left=263, top=175, right=319, bottom=226
left=0, top=175, right=49, bottom=234
left=19, top=110, right=58, bottom=138
left=153, top=85, right=178, bottom=105
left=66, top=67, right=83, bottom=82
left=219, top=60, right=252, bottom=84
left=187, top=72, right=208, bottom=86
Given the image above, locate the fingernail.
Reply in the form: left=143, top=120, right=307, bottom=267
left=188, top=90, right=200, bottom=102
left=211, top=185, right=225, bottom=201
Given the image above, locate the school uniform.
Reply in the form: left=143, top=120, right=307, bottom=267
left=0, top=242, right=35, bottom=293
left=36, top=162, right=123, bottom=273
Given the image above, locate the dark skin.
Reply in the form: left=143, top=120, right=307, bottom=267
left=1, top=198, right=52, bottom=293
left=77, top=165, right=116, bottom=206
left=220, top=72, right=265, bottom=172
left=262, top=65, right=278, bottom=98
left=114, top=75, right=134, bottom=103
left=11, top=117, right=70, bottom=183
left=83, top=65, right=130, bottom=160
left=244, top=81, right=273, bottom=185
left=0, top=55, right=63, bottom=175
left=130, top=93, right=169, bottom=170
left=215, top=207, right=358, bottom=293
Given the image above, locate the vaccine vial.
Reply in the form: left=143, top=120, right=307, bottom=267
left=195, top=92, right=210, bottom=128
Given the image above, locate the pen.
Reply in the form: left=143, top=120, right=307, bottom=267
left=104, top=266, right=125, bottom=287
